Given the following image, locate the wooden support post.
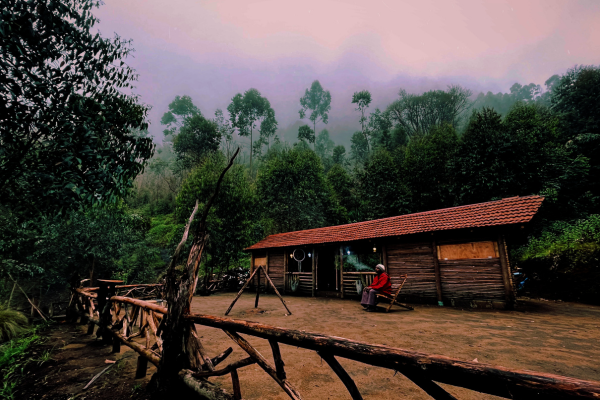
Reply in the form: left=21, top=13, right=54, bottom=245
left=340, top=246, right=344, bottom=299
left=266, top=250, right=270, bottom=280
left=224, top=267, right=261, bottom=316
left=224, top=330, right=302, bottom=399
left=231, top=369, right=242, bottom=400
left=401, top=369, right=458, bottom=400
left=135, top=355, right=148, bottom=379
left=250, top=252, right=255, bottom=276
left=315, top=250, right=319, bottom=291
left=382, top=244, right=388, bottom=270
left=112, top=335, right=121, bottom=353
left=269, top=339, right=286, bottom=380
left=318, top=351, right=363, bottom=400
left=497, top=234, right=514, bottom=308
left=283, top=249, right=288, bottom=293
left=259, top=266, right=292, bottom=315
left=432, top=239, right=444, bottom=306
left=311, top=248, right=316, bottom=297
left=255, top=267, right=261, bottom=308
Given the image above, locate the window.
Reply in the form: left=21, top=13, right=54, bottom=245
left=437, top=241, right=499, bottom=260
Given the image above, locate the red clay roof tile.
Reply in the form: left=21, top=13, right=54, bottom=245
left=246, top=196, right=544, bottom=251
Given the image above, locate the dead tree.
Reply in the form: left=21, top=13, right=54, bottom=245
left=152, top=148, right=240, bottom=394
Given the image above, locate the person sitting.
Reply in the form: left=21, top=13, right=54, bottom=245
left=360, top=264, right=392, bottom=312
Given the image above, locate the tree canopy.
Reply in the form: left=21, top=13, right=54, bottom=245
left=0, top=0, right=154, bottom=216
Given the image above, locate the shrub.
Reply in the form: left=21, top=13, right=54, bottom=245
left=0, top=307, right=28, bottom=344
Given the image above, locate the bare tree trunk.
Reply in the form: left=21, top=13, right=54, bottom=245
left=151, top=148, right=239, bottom=396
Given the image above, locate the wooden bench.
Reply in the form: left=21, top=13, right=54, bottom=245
left=376, top=274, right=414, bottom=312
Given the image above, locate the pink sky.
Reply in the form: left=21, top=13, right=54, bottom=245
left=95, top=0, right=600, bottom=140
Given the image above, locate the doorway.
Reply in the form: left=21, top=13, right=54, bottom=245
left=317, top=247, right=338, bottom=293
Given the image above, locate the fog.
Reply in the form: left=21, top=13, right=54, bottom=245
left=95, top=0, right=600, bottom=144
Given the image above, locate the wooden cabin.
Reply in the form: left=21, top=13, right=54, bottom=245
left=245, top=196, right=544, bottom=309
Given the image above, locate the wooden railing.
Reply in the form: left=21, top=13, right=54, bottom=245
left=71, top=285, right=600, bottom=400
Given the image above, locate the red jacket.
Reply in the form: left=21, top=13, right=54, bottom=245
left=369, top=272, right=392, bottom=295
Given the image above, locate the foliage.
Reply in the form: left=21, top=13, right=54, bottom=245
left=176, top=152, right=257, bottom=271
left=386, top=85, right=472, bottom=137
left=358, top=149, right=409, bottom=220
left=326, top=164, right=356, bottom=222
left=228, top=88, right=277, bottom=173
left=315, top=130, right=336, bottom=172
left=297, top=125, right=315, bottom=146
left=515, top=215, right=600, bottom=303
left=332, top=145, right=347, bottom=166
left=160, top=95, right=202, bottom=137
left=352, top=90, right=372, bottom=149
left=173, top=115, right=221, bottom=169
left=402, top=124, right=459, bottom=212
left=257, top=144, right=343, bottom=233
left=350, top=132, right=369, bottom=165
left=0, top=0, right=154, bottom=217
left=0, top=307, right=28, bottom=343
left=0, top=324, right=48, bottom=400
left=299, top=80, right=332, bottom=138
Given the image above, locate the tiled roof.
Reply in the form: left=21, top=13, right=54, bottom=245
left=246, top=196, right=544, bottom=250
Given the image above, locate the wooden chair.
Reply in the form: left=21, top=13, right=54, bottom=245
left=376, top=274, right=414, bottom=312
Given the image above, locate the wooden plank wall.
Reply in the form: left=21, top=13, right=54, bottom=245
left=439, top=258, right=505, bottom=301
left=386, top=242, right=438, bottom=300
left=268, top=251, right=285, bottom=291
left=342, top=273, right=375, bottom=297
left=286, top=273, right=313, bottom=295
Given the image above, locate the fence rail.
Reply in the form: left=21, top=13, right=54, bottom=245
left=70, top=284, right=600, bottom=400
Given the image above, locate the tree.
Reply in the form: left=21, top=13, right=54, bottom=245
left=0, top=0, right=154, bottom=216
left=227, top=88, right=277, bottom=174
left=172, top=115, right=221, bottom=168
left=257, top=144, right=341, bottom=233
left=358, top=149, right=409, bottom=220
left=402, top=124, right=459, bottom=212
left=297, top=124, right=315, bottom=147
left=176, top=152, right=257, bottom=275
left=299, top=80, right=332, bottom=140
left=386, top=85, right=472, bottom=137
left=315, top=129, right=336, bottom=171
left=326, top=164, right=356, bottom=222
left=350, top=132, right=369, bottom=165
left=368, top=108, right=394, bottom=150
left=352, top=90, right=372, bottom=151
left=332, top=145, right=347, bottom=166
left=214, top=109, right=236, bottom=158
left=160, top=95, right=201, bottom=138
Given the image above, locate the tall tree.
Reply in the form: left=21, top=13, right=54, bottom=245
left=227, top=88, right=277, bottom=174
left=172, top=115, right=221, bottom=168
left=332, top=145, right=347, bottom=166
left=160, top=95, right=202, bottom=138
left=299, top=80, right=332, bottom=139
left=257, top=144, right=341, bottom=233
left=352, top=90, right=372, bottom=151
left=0, top=0, right=154, bottom=216
left=386, top=85, right=472, bottom=137
left=297, top=125, right=315, bottom=147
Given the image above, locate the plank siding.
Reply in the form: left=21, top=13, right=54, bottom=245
left=267, top=251, right=285, bottom=291
left=439, top=258, right=505, bottom=301
left=386, top=242, right=438, bottom=300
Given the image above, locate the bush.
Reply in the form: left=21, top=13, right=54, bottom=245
left=515, top=215, right=600, bottom=303
left=0, top=307, right=28, bottom=343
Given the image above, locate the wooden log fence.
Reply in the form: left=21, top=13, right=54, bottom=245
left=70, top=284, right=600, bottom=400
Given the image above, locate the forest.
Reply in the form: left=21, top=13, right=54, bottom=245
left=1, top=1, right=599, bottom=318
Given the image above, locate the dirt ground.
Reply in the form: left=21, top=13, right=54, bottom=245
left=17, top=294, right=600, bottom=399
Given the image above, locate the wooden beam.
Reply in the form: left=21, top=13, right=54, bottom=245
left=269, top=339, right=287, bottom=380
left=186, top=313, right=600, bottom=400
left=259, top=266, right=292, bottom=315
left=497, top=234, right=514, bottom=307
left=179, top=369, right=235, bottom=400
left=431, top=239, right=444, bottom=306
left=382, top=244, right=388, bottom=270
left=401, top=369, right=458, bottom=400
left=255, top=267, right=261, bottom=308
left=231, top=368, right=242, bottom=400
left=340, top=246, right=344, bottom=299
left=193, top=357, right=256, bottom=378
left=110, top=296, right=167, bottom=314
left=225, top=267, right=261, bottom=316
left=311, top=247, right=316, bottom=297
left=315, top=249, right=319, bottom=291
left=283, top=248, right=289, bottom=293
left=223, top=330, right=302, bottom=399
left=318, top=352, right=363, bottom=400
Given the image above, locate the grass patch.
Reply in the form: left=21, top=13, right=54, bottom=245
left=0, top=323, right=51, bottom=400
left=0, top=306, right=28, bottom=343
